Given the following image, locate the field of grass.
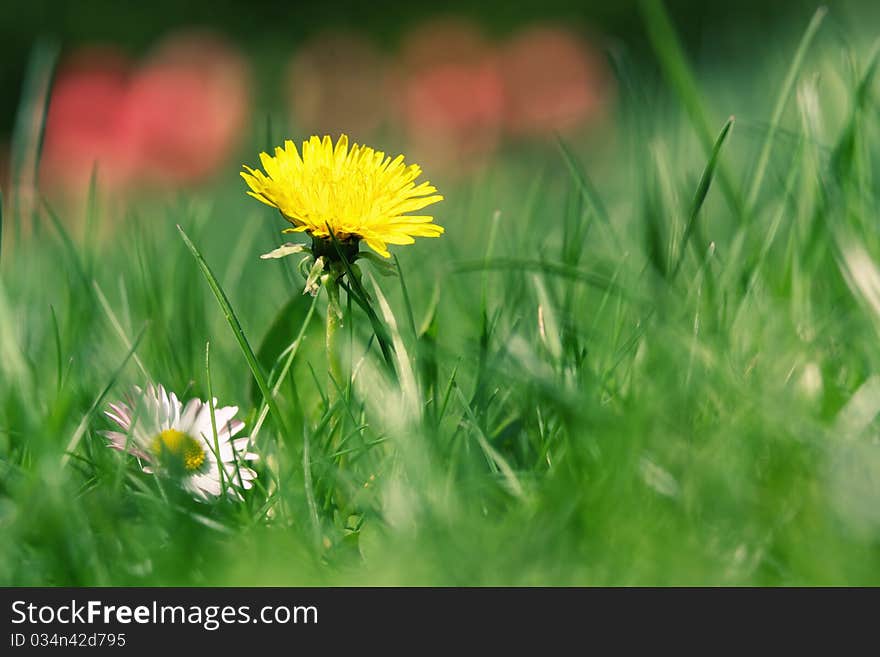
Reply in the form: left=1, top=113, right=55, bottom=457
left=2, top=2, right=880, bottom=586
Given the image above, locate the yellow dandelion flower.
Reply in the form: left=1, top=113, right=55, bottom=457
left=241, top=134, right=444, bottom=258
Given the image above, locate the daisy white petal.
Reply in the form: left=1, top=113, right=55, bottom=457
left=102, top=383, right=258, bottom=502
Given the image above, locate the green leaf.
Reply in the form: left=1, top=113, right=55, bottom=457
left=250, top=293, right=323, bottom=408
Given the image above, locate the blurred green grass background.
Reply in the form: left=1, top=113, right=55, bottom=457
left=2, top=0, right=880, bottom=585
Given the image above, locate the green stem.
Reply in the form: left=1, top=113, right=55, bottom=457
left=324, top=271, right=351, bottom=515
left=325, top=275, right=344, bottom=390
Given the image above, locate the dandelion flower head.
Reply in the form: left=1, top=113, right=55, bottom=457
left=241, top=134, right=444, bottom=258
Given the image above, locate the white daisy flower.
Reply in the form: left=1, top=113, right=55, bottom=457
left=102, top=383, right=258, bottom=500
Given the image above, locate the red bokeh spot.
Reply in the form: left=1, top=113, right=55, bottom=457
left=40, top=47, right=138, bottom=193
left=498, top=26, right=611, bottom=136
left=392, top=19, right=504, bottom=172
left=40, top=31, right=250, bottom=196
left=126, top=30, right=250, bottom=186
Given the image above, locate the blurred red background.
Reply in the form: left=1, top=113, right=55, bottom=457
left=32, top=18, right=613, bottom=199
left=40, top=31, right=249, bottom=197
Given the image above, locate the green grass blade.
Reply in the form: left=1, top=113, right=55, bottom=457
left=0, top=279, right=31, bottom=384
left=372, top=274, right=419, bottom=410
left=250, top=292, right=320, bottom=407
left=83, top=165, right=101, bottom=272
left=205, top=341, right=227, bottom=497
left=49, top=304, right=63, bottom=394
left=9, top=39, right=58, bottom=247
left=830, top=39, right=880, bottom=183
left=455, top=386, right=524, bottom=499
left=639, top=0, right=714, bottom=146
left=671, top=116, right=735, bottom=278
left=557, top=138, right=621, bottom=250
left=639, top=0, right=742, bottom=216
left=250, top=293, right=319, bottom=442
left=745, top=7, right=826, bottom=213
left=302, top=426, right=322, bottom=548
left=61, top=324, right=147, bottom=466
left=454, top=258, right=635, bottom=301
left=393, top=254, right=418, bottom=341
left=93, top=280, right=150, bottom=380
left=177, top=224, right=289, bottom=438
left=326, top=227, right=397, bottom=376
left=731, top=142, right=803, bottom=327
left=42, top=198, right=91, bottom=292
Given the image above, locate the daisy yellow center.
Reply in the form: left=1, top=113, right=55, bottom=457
left=241, top=134, right=444, bottom=258
left=151, top=429, right=206, bottom=473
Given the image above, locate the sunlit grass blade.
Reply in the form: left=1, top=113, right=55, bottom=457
left=301, top=426, right=322, bottom=547
left=830, top=39, right=880, bottom=184
left=93, top=280, right=150, bottom=380
left=371, top=274, right=419, bottom=411
left=0, top=279, right=31, bottom=385
left=455, top=386, right=525, bottom=500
